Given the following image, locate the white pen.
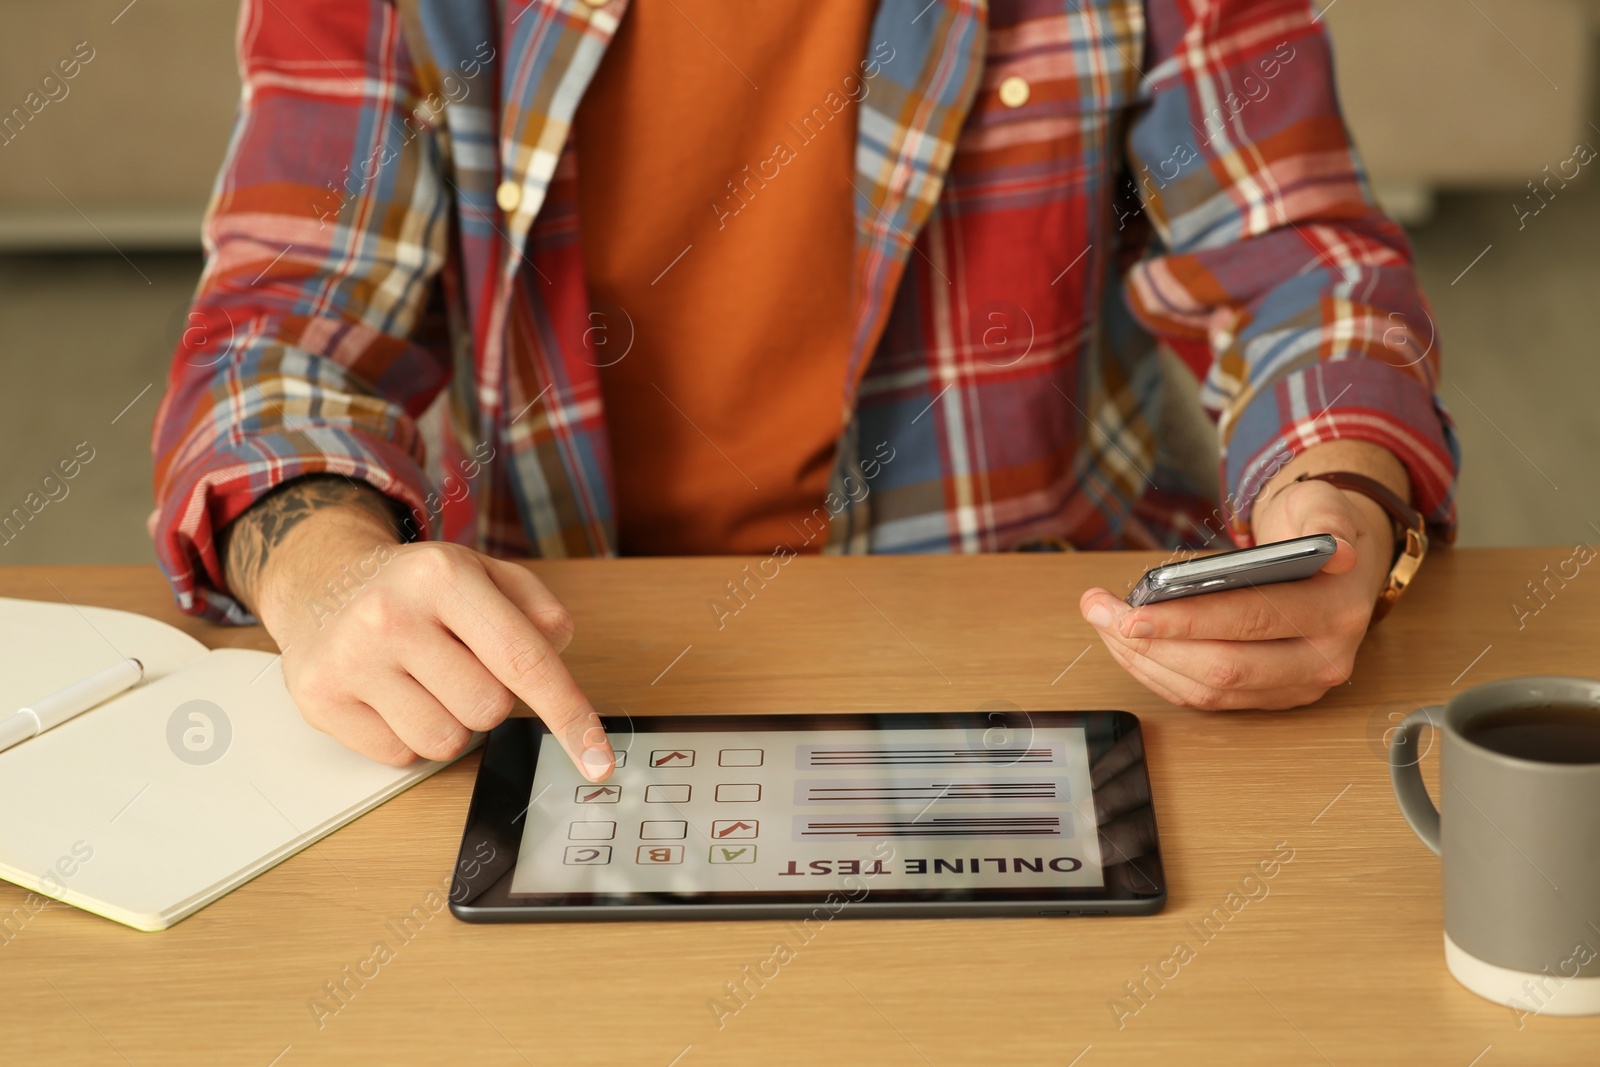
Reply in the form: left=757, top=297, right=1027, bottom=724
left=0, top=657, right=145, bottom=755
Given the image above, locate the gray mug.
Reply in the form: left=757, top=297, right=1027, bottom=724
left=1390, top=676, right=1600, bottom=1018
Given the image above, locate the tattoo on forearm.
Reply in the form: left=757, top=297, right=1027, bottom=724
left=221, top=475, right=402, bottom=613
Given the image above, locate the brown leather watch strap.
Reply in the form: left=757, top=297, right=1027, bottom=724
left=1290, top=470, right=1428, bottom=621
left=1292, top=471, right=1419, bottom=532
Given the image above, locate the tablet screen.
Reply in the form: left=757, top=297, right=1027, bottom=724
left=453, top=711, right=1163, bottom=918
left=512, top=725, right=1105, bottom=896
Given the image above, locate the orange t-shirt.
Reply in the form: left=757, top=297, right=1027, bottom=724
left=574, top=3, right=873, bottom=555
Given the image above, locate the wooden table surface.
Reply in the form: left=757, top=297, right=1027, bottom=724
left=1, top=549, right=1595, bottom=1065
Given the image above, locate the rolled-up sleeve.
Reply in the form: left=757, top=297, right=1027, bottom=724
left=150, top=0, right=453, bottom=622
left=1121, top=0, right=1459, bottom=546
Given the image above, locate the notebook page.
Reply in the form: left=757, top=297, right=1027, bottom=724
left=0, top=648, right=459, bottom=930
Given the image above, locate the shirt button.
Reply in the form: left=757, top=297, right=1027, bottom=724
left=496, top=180, right=522, bottom=213
left=998, top=75, right=1030, bottom=108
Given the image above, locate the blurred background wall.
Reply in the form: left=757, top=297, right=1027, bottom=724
left=1, top=0, right=1596, bottom=565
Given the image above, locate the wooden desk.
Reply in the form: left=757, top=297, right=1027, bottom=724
left=2, top=550, right=1595, bottom=1065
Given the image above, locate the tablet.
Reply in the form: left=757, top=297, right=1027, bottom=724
left=449, top=710, right=1164, bottom=921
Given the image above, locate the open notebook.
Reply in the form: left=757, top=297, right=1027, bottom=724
left=0, top=596, right=466, bottom=931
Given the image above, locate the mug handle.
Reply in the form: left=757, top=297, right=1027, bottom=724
left=1389, top=705, right=1443, bottom=855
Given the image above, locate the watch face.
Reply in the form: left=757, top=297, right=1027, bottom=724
left=1375, top=527, right=1427, bottom=620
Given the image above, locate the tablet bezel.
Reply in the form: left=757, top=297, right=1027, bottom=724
left=449, top=710, right=1165, bottom=921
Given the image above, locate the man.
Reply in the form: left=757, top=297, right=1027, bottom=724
left=150, top=0, right=1458, bottom=780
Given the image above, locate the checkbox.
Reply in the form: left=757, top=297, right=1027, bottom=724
left=575, top=784, right=621, bottom=804
left=650, top=749, right=695, bottom=768
left=640, top=820, right=687, bottom=840
left=637, top=844, right=684, bottom=864
left=709, top=844, right=756, bottom=864
left=568, top=821, right=616, bottom=840
left=711, top=819, right=758, bottom=840
left=644, top=784, right=691, bottom=804
left=718, top=748, right=763, bottom=767
left=715, top=783, right=761, bottom=803
left=563, top=845, right=612, bottom=865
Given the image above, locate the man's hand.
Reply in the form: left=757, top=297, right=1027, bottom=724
left=222, top=477, right=614, bottom=778
left=1078, top=442, right=1410, bottom=710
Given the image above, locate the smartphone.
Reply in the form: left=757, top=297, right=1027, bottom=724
left=1125, top=534, right=1338, bottom=607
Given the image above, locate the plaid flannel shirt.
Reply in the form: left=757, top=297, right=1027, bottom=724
left=151, top=0, right=1460, bottom=623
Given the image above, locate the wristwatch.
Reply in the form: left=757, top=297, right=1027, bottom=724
left=1290, top=471, right=1427, bottom=621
